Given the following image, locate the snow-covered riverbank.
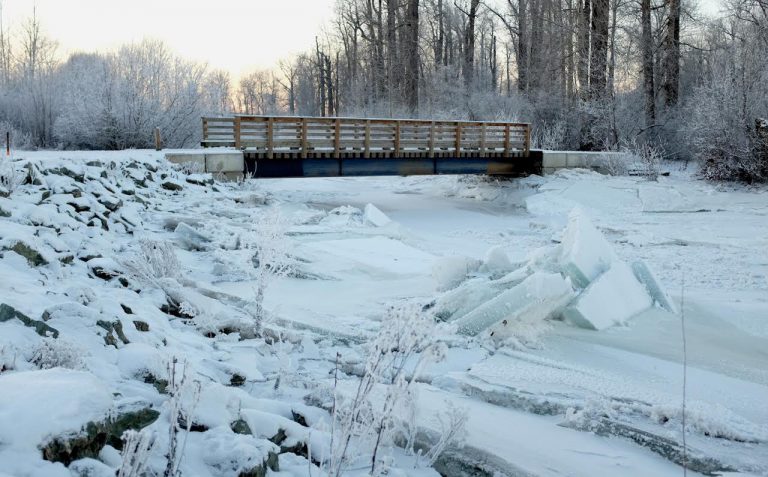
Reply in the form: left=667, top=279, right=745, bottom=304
left=1, top=151, right=766, bottom=476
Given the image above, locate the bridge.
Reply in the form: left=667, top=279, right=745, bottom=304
left=201, top=115, right=541, bottom=178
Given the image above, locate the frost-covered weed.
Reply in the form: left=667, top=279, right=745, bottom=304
left=325, top=305, right=452, bottom=476
left=0, top=345, right=18, bottom=373
left=173, top=161, right=205, bottom=175
left=121, top=239, right=181, bottom=288
left=31, top=338, right=85, bottom=370
left=0, top=159, right=23, bottom=196
left=164, top=358, right=201, bottom=477
left=118, top=429, right=156, bottom=477
left=621, top=139, right=663, bottom=180
left=244, top=209, right=294, bottom=323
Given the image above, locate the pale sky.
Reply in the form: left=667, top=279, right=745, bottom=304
left=0, top=0, right=337, bottom=76
left=1, top=0, right=724, bottom=77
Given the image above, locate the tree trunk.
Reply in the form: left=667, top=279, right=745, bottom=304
left=436, top=0, right=444, bottom=66
left=661, top=0, right=680, bottom=110
left=518, top=0, right=530, bottom=92
left=578, top=0, right=591, bottom=98
left=387, top=0, right=400, bottom=103
left=404, top=0, right=420, bottom=114
left=589, top=0, right=609, bottom=99
left=463, top=0, right=481, bottom=88
left=641, top=0, right=655, bottom=126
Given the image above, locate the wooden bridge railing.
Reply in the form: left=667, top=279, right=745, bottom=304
left=202, top=116, right=530, bottom=158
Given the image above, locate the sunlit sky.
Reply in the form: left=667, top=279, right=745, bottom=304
left=0, top=0, right=337, bottom=76
left=1, top=0, right=724, bottom=77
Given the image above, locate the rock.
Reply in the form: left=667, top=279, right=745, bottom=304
left=142, top=373, right=169, bottom=394
left=98, top=196, right=122, bottom=212
left=96, top=320, right=130, bottom=347
left=0, top=303, right=59, bottom=337
left=23, top=162, right=45, bottom=185
left=230, top=373, right=246, bottom=387
left=162, top=181, right=183, bottom=191
left=132, top=320, right=149, bottom=332
left=7, top=241, right=48, bottom=267
left=231, top=419, right=252, bottom=435
left=87, top=257, right=122, bottom=281
left=0, top=206, right=10, bottom=217
left=48, top=166, right=85, bottom=183
left=186, top=175, right=214, bottom=186
left=120, top=304, right=133, bottom=314
left=42, top=407, right=160, bottom=464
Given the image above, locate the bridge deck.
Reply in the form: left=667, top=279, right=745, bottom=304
left=202, top=115, right=538, bottom=177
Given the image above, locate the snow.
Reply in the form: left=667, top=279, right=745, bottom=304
left=563, top=261, right=654, bottom=330
left=0, top=150, right=766, bottom=476
left=0, top=369, right=113, bottom=476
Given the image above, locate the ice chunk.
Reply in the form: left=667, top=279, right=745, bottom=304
left=453, top=272, right=574, bottom=336
left=363, top=203, right=392, bottom=227
left=559, top=208, right=617, bottom=288
left=631, top=261, right=677, bottom=313
left=480, top=246, right=515, bottom=275
left=432, top=255, right=481, bottom=290
left=174, top=222, right=211, bottom=251
left=563, top=261, right=653, bottom=330
left=433, top=277, right=505, bottom=321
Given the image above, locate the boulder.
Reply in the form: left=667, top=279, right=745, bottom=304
left=0, top=303, right=59, bottom=337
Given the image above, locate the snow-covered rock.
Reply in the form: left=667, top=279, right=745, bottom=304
left=0, top=369, right=113, bottom=473
left=563, top=261, right=653, bottom=330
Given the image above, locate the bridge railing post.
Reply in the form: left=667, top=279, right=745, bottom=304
left=234, top=116, right=242, bottom=150
left=479, top=123, right=487, bottom=157
left=334, top=118, right=341, bottom=159
left=524, top=124, right=531, bottom=156
left=455, top=122, right=462, bottom=157
left=364, top=120, right=371, bottom=158
left=300, top=118, right=308, bottom=159
left=504, top=124, right=511, bottom=158
left=266, top=117, right=274, bottom=159
left=394, top=121, right=401, bottom=157
left=428, top=121, right=435, bottom=158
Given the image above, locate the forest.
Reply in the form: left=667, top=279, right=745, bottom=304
left=0, top=0, right=766, bottom=180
